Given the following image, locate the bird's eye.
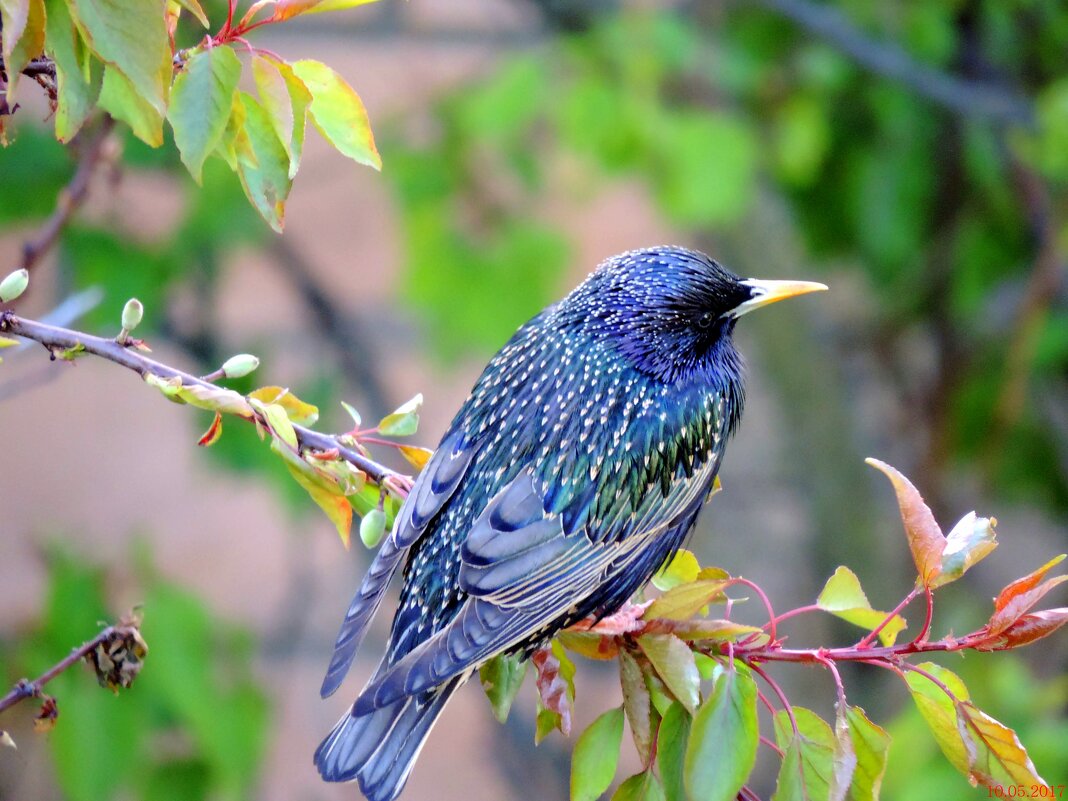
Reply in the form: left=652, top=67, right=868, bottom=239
left=696, top=311, right=714, bottom=329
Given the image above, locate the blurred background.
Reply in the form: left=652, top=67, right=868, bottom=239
left=2, top=0, right=1067, bottom=799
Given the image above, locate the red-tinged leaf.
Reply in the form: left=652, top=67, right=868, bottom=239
left=612, top=771, right=666, bottom=801
left=637, top=634, right=700, bottom=715
left=844, top=706, right=890, bottom=801
left=291, top=59, right=381, bottom=169
left=274, top=443, right=353, bottom=547
left=197, top=412, right=223, bottom=446
left=252, top=55, right=312, bottom=178
left=981, top=608, right=1068, bottom=651
left=644, top=579, right=729, bottom=621
left=816, top=566, right=907, bottom=646
left=656, top=702, right=690, bottom=801
left=933, top=512, right=998, bottom=588
left=571, top=706, right=625, bottom=801
left=169, top=45, right=242, bottom=182
left=619, top=649, right=657, bottom=766
left=532, top=642, right=574, bottom=741
left=685, top=661, right=759, bottom=801
left=988, top=554, right=1066, bottom=627
left=866, top=458, right=945, bottom=586
left=478, top=652, right=527, bottom=725
left=270, top=0, right=321, bottom=20
left=771, top=706, right=835, bottom=801
left=988, top=575, right=1068, bottom=636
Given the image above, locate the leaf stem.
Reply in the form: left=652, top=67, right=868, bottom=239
left=855, top=586, right=920, bottom=649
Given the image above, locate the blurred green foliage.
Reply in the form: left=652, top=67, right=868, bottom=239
left=7, top=550, right=268, bottom=801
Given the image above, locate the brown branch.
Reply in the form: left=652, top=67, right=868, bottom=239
left=19, top=116, right=118, bottom=275
left=0, top=623, right=135, bottom=716
left=0, top=312, right=408, bottom=490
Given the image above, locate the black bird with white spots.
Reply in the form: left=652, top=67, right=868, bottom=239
left=315, top=246, right=826, bottom=801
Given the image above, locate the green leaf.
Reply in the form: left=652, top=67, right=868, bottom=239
left=652, top=549, right=700, bottom=592
left=685, top=661, right=758, bottom=801
left=619, top=649, right=656, bottom=765
left=98, top=65, right=164, bottom=146
left=644, top=579, right=728, bottom=621
left=845, top=706, right=890, bottom=801
left=571, top=706, right=625, bottom=801
left=816, top=566, right=907, bottom=646
left=478, top=652, right=528, bottom=724
left=68, top=0, right=170, bottom=113
left=43, top=0, right=102, bottom=141
left=306, top=0, right=381, bottom=12
left=291, top=59, right=381, bottom=169
left=656, top=702, right=691, bottom=801
left=1, top=0, right=45, bottom=102
left=612, top=771, right=666, bottom=801
left=637, top=634, right=700, bottom=715
left=904, top=662, right=972, bottom=777
left=252, top=55, right=312, bottom=179
left=252, top=400, right=298, bottom=448
left=276, top=444, right=354, bottom=547
left=169, top=45, right=242, bottom=183
left=933, top=512, right=998, bottom=588
left=234, top=91, right=294, bottom=232
left=378, top=393, right=422, bottom=437
left=771, top=706, right=835, bottom=801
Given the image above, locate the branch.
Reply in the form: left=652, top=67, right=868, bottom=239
left=0, top=621, right=142, bottom=717
left=19, top=116, right=118, bottom=275
left=0, top=311, right=407, bottom=489
left=746, top=0, right=1036, bottom=128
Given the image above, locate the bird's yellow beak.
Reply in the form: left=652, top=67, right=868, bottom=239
left=732, top=278, right=828, bottom=317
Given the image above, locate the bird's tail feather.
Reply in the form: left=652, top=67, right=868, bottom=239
left=314, top=677, right=461, bottom=801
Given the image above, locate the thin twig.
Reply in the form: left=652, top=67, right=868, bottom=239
left=19, top=116, right=118, bottom=274
left=0, top=625, right=133, bottom=716
left=745, top=0, right=1035, bottom=128
left=0, top=312, right=407, bottom=490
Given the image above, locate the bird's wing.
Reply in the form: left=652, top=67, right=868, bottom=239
left=320, top=429, right=477, bottom=698
left=354, top=460, right=715, bottom=712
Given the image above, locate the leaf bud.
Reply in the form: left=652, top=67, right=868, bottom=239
left=0, top=269, right=29, bottom=302
left=221, top=353, right=260, bottom=379
left=121, top=298, right=144, bottom=332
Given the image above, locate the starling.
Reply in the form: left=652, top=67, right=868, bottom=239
left=315, top=246, right=826, bottom=800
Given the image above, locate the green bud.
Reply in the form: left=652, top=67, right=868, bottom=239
left=221, top=353, right=260, bottom=379
left=121, top=298, right=144, bottom=332
left=360, top=508, right=387, bottom=549
left=0, top=269, right=29, bottom=302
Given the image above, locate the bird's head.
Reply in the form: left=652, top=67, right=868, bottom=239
left=564, top=246, right=827, bottom=383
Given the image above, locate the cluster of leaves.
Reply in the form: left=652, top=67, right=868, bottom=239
left=474, top=459, right=1067, bottom=801
left=0, top=0, right=382, bottom=230
left=385, top=4, right=1068, bottom=507
left=0, top=551, right=268, bottom=801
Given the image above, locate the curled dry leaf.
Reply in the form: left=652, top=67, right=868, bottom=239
left=86, top=626, right=149, bottom=692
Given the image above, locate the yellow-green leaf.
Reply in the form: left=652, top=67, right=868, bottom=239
left=637, top=634, right=700, bottom=715
left=1, top=0, right=45, bottom=102
left=233, top=91, right=293, bottom=231
left=169, top=45, right=242, bottom=182
left=174, top=0, right=208, bottom=26
left=652, top=549, right=700, bottom=592
left=252, top=55, right=312, bottom=178
left=248, top=386, right=319, bottom=426
left=305, top=0, right=381, bottom=11
left=378, top=393, right=422, bottom=437
left=291, top=59, right=381, bottom=169
left=771, top=706, right=835, bottom=801
left=816, top=566, right=907, bottom=646
left=845, top=706, right=890, bottom=801
left=644, top=579, right=729, bottom=621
